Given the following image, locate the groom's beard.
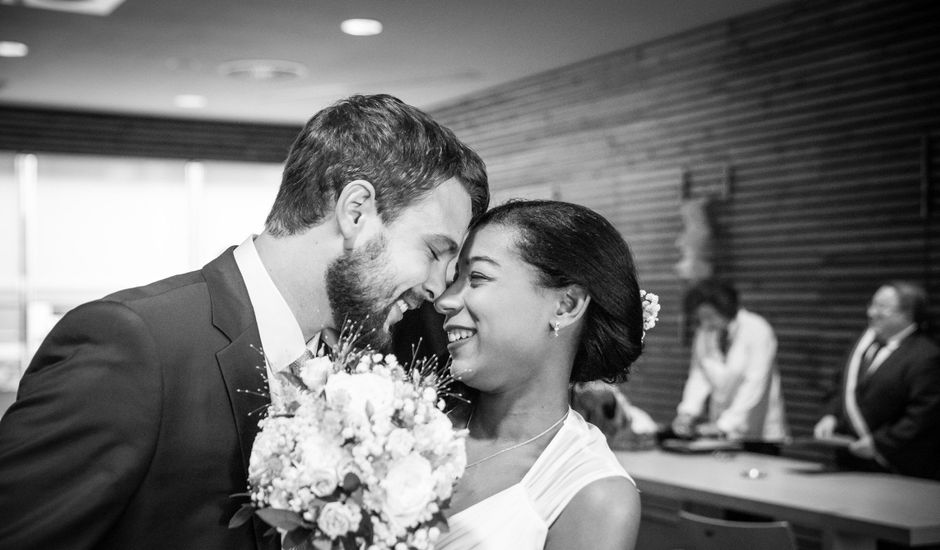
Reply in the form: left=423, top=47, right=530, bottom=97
left=325, top=235, right=397, bottom=351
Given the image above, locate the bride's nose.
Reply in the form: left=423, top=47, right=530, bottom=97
left=434, top=284, right=460, bottom=315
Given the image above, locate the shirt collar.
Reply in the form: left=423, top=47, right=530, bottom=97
left=233, top=235, right=308, bottom=373
left=884, top=323, right=917, bottom=347
left=727, top=309, right=744, bottom=337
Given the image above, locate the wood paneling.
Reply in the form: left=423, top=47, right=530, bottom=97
left=431, top=0, right=940, bottom=464
left=0, top=106, right=300, bottom=163
left=0, top=0, right=935, bottom=475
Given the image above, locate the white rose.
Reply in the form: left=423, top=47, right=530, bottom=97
left=298, top=429, right=345, bottom=496
left=268, top=488, right=289, bottom=510
left=317, top=501, right=360, bottom=538
left=324, top=372, right=395, bottom=425
left=433, top=459, right=463, bottom=500
left=385, top=428, right=416, bottom=457
left=372, top=416, right=394, bottom=437
left=299, top=356, right=333, bottom=391
left=413, top=412, right=457, bottom=454
left=381, top=454, right=436, bottom=528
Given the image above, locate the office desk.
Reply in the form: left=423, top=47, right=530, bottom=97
left=618, top=449, right=940, bottom=550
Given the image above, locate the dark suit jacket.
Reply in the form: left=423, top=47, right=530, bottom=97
left=0, top=248, right=279, bottom=550
left=824, top=330, right=940, bottom=480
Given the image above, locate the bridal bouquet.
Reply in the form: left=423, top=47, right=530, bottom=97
left=232, top=328, right=467, bottom=550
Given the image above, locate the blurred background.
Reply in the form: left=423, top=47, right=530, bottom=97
left=1, top=1, right=938, bottom=547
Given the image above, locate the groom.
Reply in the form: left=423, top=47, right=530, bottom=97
left=0, top=94, right=488, bottom=550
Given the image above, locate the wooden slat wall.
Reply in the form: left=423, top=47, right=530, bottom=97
left=0, top=0, right=935, bottom=461
left=431, top=0, right=940, bottom=459
left=0, top=106, right=300, bottom=163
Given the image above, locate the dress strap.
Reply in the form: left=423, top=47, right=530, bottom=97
left=522, top=410, right=633, bottom=525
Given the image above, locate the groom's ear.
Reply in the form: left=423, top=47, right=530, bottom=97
left=554, top=285, right=591, bottom=329
left=335, top=180, right=379, bottom=250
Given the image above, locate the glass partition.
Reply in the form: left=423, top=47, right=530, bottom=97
left=0, top=153, right=283, bottom=392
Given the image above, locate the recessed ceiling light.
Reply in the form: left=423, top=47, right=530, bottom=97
left=218, top=59, right=307, bottom=82
left=0, top=41, right=28, bottom=58
left=341, top=18, right=383, bottom=36
left=174, top=94, right=207, bottom=109
left=18, top=0, right=127, bottom=16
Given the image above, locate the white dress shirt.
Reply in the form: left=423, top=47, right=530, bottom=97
left=677, top=308, right=788, bottom=440
left=233, top=235, right=317, bottom=410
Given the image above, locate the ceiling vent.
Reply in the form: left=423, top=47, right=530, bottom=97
left=1, top=0, right=127, bottom=16
left=218, top=59, right=308, bottom=82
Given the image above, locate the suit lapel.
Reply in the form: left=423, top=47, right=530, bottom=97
left=202, top=248, right=271, bottom=471
left=842, top=333, right=867, bottom=399
left=861, top=335, right=913, bottom=387
left=202, top=248, right=276, bottom=550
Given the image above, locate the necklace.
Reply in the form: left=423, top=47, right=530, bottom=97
left=465, top=408, right=570, bottom=469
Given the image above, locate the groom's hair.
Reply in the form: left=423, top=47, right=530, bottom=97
left=470, top=200, right=645, bottom=384
left=265, top=94, right=489, bottom=236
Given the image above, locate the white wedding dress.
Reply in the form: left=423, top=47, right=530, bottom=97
left=436, top=409, right=634, bottom=549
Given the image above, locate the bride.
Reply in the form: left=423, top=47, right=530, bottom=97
left=433, top=200, right=647, bottom=550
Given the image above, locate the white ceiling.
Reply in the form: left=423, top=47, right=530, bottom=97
left=0, top=0, right=785, bottom=125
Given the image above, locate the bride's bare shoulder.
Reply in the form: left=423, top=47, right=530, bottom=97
left=545, top=477, right=640, bottom=550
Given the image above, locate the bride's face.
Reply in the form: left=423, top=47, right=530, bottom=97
left=434, top=224, right=558, bottom=391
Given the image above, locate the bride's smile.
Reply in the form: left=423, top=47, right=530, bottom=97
left=435, top=225, right=564, bottom=388
left=445, top=327, right=476, bottom=344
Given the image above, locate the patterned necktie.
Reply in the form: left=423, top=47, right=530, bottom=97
left=287, top=347, right=316, bottom=379
left=719, top=328, right=731, bottom=356
left=857, top=339, right=883, bottom=382
left=287, top=338, right=334, bottom=377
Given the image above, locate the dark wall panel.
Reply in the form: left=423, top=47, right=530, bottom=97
left=431, top=0, right=940, bottom=459
left=0, top=106, right=300, bottom=163
left=0, top=0, right=936, bottom=467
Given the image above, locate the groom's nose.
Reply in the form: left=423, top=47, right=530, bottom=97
left=421, top=264, right=448, bottom=302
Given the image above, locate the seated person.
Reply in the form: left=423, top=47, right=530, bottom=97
left=571, top=382, right=658, bottom=449
left=813, top=281, right=940, bottom=480
left=672, top=279, right=788, bottom=445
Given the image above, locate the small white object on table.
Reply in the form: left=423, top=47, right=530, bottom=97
left=618, top=449, right=940, bottom=550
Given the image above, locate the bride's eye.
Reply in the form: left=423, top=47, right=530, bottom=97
left=468, top=272, right=490, bottom=286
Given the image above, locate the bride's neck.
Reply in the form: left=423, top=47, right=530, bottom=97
left=471, top=391, right=569, bottom=441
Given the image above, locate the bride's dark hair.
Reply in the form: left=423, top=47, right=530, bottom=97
left=470, top=200, right=644, bottom=383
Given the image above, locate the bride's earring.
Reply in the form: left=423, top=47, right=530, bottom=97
left=551, top=321, right=560, bottom=337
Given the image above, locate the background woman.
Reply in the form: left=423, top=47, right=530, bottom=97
left=671, top=279, right=788, bottom=445
left=434, top=200, right=648, bottom=550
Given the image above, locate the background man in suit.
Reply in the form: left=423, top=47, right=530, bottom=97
left=814, top=280, right=940, bottom=480
left=0, top=94, right=489, bottom=550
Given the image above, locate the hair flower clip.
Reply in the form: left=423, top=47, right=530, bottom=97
left=640, top=290, right=660, bottom=341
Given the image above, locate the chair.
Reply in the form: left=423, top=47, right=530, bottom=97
left=677, top=509, right=797, bottom=550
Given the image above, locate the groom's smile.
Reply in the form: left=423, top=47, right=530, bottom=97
left=325, top=177, right=471, bottom=349
left=382, top=294, right=420, bottom=332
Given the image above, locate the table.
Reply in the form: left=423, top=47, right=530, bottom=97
left=617, top=449, right=940, bottom=550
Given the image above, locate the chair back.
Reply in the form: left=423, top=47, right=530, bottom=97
left=678, top=510, right=797, bottom=550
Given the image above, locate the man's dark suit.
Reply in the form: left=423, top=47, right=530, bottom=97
left=824, top=330, right=940, bottom=480
left=0, top=248, right=279, bottom=550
